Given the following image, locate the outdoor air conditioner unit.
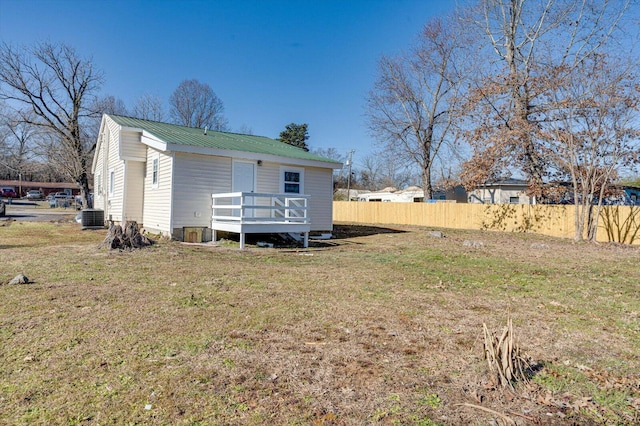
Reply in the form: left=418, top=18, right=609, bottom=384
left=81, top=209, right=105, bottom=229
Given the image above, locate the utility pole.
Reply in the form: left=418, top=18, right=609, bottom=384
left=346, top=150, right=355, bottom=202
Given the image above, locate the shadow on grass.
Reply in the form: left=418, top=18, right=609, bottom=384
left=216, top=225, right=407, bottom=249
left=3, top=200, right=39, bottom=207
left=2, top=214, right=38, bottom=219
left=330, top=224, right=407, bottom=240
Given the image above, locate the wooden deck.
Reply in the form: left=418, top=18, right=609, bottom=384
left=212, top=192, right=310, bottom=248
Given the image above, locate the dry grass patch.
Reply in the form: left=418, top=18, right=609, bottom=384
left=1, top=221, right=639, bottom=424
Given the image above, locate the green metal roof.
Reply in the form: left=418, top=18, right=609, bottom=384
left=107, top=114, right=341, bottom=165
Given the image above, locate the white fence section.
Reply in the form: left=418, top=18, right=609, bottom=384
left=212, top=192, right=310, bottom=248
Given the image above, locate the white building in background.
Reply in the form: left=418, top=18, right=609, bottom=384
left=357, top=185, right=468, bottom=203
left=468, top=179, right=535, bottom=204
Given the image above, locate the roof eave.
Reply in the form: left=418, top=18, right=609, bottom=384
left=141, top=131, right=169, bottom=152
left=161, top=142, right=342, bottom=169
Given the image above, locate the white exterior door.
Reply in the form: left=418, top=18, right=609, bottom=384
left=232, top=161, right=255, bottom=217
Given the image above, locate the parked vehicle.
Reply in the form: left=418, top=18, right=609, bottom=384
left=50, top=193, right=71, bottom=208
left=1, top=188, right=17, bottom=198
left=54, top=191, right=73, bottom=199
left=26, top=190, right=43, bottom=200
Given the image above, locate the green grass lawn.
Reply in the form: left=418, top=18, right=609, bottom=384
left=1, top=221, right=639, bottom=425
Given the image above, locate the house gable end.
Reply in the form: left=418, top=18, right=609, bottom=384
left=91, top=116, right=108, bottom=174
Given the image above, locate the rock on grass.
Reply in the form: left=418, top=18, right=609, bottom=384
left=7, top=274, right=30, bottom=285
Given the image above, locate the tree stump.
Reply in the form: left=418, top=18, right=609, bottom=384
left=101, top=221, right=154, bottom=250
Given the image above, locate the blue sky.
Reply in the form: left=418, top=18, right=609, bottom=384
left=0, top=0, right=456, bottom=166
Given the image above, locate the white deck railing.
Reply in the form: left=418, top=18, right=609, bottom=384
left=211, top=192, right=310, bottom=248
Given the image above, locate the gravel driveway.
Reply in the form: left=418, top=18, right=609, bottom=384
left=0, top=200, right=78, bottom=222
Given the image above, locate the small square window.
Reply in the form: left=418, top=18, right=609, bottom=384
left=283, top=170, right=301, bottom=193
left=509, top=196, right=520, bottom=204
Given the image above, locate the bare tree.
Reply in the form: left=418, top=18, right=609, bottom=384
left=541, top=54, right=639, bottom=241
left=312, top=147, right=344, bottom=163
left=97, top=95, right=129, bottom=116
left=358, top=153, right=415, bottom=191
left=236, top=124, right=254, bottom=135
left=0, top=42, right=103, bottom=207
left=461, top=0, right=632, bottom=194
left=366, top=16, right=466, bottom=199
left=311, top=147, right=347, bottom=193
left=169, top=79, right=227, bottom=130
left=0, top=109, right=39, bottom=189
left=132, top=93, right=165, bottom=122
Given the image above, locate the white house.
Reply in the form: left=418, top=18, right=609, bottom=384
left=358, top=186, right=423, bottom=202
left=92, top=114, right=342, bottom=245
left=468, top=179, right=535, bottom=204
left=357, top=185, right=467, bottom=203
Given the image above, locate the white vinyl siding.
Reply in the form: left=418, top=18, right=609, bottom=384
left=255, top=162, right=280, bottom=193
left=124, top=161, right=145, bottom=223
left=93, top=123, right=113, bottom=213
left=106, top=124, right=125, bottom=221
left=304, top=166, right=334, bottom=231
left=96, top=173, right=102, bottom=197
left=120, top=130, right=146, bottom=160
left=106, top=116, right=121, bottom=140
left=93, top=136, right=105, bottom=210
left=259, top=162, right=333, bottom=231
left=143, top=148, right=173, bottom=233
left=172, top=152, right=232, bottom=229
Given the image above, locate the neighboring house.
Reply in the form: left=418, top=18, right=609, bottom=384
left=0, top=180, right=80, bottom=198
left=333, top=188, right=367, bottom=201
left=623, top=186, right=640, bottom=206
left=432, top=185, right=468, bottom=203
left=92, top=114, right=342, bottom=243
left=468, top=178, right=535, bottom=204
left=535, top=182, right=640, bottom=206
left=358, top=186, right=423, bottom=202
left=357, top=185, right=467, bottom=203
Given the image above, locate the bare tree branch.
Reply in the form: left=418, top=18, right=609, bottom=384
left=0, top=41, right=104, bottom=207
left=169, top=79, right=227, bottom=131
left=366, top=16, right=466, bottom=199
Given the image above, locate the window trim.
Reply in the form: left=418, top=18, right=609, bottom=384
left=109, top=170, right=115, bottom=195
left=280, top=166, right=304, bottom=194
left=151, top=155, right=159, bottom=189
left=96, top=173, right=102, bottom=195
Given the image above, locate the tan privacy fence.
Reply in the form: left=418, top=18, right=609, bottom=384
left=333, top=201, right=640, bottom=245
